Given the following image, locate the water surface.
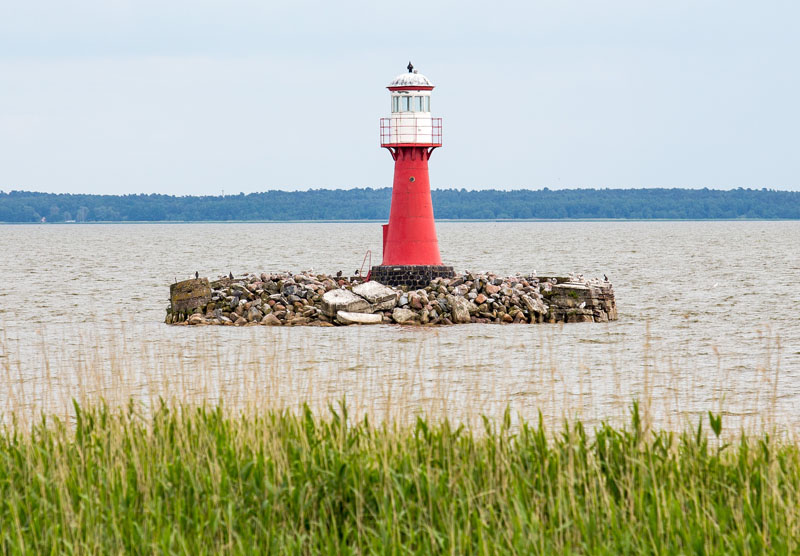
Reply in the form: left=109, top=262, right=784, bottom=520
left=1, top=221, right=797, bottom=431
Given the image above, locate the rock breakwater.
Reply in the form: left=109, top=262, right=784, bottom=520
left=166, top=271, right=617, bottom=326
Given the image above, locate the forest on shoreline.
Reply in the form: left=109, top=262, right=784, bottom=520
left=1, top=187, right=799, bottom=222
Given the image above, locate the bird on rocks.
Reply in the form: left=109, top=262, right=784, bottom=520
left=195, top=271, right=199, bottom=279
left=336, top=270, right=342, bottom=278
left=229, top=271, right=234, bottom=280
left=604, top=274, right=608, bottom=282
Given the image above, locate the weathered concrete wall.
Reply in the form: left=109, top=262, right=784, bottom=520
left=540, top=279, right=617, bottom=323
left=166, top=272, right=617, bottom=327
left=169, top=278, right=212, bottom=317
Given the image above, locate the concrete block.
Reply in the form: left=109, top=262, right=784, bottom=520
left=321, top=289, right=370, bottom=317
left=170, top=278, right=212, bottom=313
left=353, top=280, right=398, bottom=311
left=336, top=311, right=383, bottom=325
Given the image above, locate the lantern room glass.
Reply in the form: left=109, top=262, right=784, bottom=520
left=391, top=94, right=431, bottom=113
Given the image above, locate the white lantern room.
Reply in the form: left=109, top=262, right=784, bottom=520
left=380, top=63, right=442, bottom=147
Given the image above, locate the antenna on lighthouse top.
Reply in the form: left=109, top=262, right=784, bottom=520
left=407, top=61, right=414, bottom=73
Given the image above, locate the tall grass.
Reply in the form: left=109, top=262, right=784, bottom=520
left=1, top=319, right=793, bottom=435
left=1, top=401, right=799, bottom=554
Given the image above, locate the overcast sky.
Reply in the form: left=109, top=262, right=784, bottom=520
left=1, top=0, right=798, bottom=195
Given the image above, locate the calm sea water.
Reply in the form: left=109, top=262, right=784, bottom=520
left=1, top=221, right=798, bottom=431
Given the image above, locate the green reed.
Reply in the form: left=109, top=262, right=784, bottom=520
left=1, top=401, right=798, bottom=554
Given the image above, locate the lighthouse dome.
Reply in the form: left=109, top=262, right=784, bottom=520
left=388, top=70, right=433, bottom=88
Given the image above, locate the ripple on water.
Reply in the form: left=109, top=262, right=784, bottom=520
left=0, top=221, right=797, bottom=431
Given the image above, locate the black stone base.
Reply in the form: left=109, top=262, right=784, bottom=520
left=370, top=265, right=455, bottom=289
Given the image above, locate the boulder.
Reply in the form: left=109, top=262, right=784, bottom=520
left=260, top=314, right=282, bottom=326
left=187, top=313, right=206, bottom=325
left=336, top=311, right=383, bottom=325
left=320, top=289, right=370, bottom=317
left=447, top=295, right=472, bottom=324
left=246, top=306, right=262, bottom=322
left=453, top=284, right=469, bottom=296
left=484, top=284, right=500, bottom=295
left=521, top=294, right=548, bottom=316
left=352, top=281, right=398, bottom=311
left=392, top=308, right=419, bottom=324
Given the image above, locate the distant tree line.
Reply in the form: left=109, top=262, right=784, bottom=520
left=0, top=188, right=798, bottom=222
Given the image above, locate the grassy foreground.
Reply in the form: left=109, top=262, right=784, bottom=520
left=1, top=403, right=799, bottom=554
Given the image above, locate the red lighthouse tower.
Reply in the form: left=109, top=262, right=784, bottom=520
left=370, top=63, right=455, bottom=287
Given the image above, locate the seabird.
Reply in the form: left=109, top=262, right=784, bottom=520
left=336, top=270, right=342, bottom=278
left=195, top=271, right=199, bottom=279
left=407, top=61, right=414, bottom=72
left=604, top=274, right=608, bottom=282
left=229, top=271, right=234, bottom=280
left=579, top=302, right=586, bottom=309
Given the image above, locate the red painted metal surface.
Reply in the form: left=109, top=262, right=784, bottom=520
left=380, top=118, right=442, bottom=147
left=380, top=146, right=443, bottom=266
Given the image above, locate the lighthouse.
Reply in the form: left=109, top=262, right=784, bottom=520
left=370, top=63, right=455, bottom=288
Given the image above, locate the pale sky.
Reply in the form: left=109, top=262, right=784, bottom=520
left=1, top=0, right=798, bottom=195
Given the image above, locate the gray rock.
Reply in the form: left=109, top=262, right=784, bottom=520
left=337, top=311, right=383, bottom=325
left=260, top=314, right=282, bottom=326
left=282, top=284, right=301, bottom=297
left=392, top=308, right=419, bottom=324
left=187, top=313, right=206, bottom=325
left=320, top=289, right=371, bottom=317
left=352, top=281, right=398, bottom=311
left=453, top=284, right=469, bottom=296
left=246, top=306, right=262, bottom=322
left=353, top=281, right=394, bottom=303
left=447, top=295, right=472, bottom=324
left=521, top=294, right=548, bottom=316
left=420, top=308, right=430, bottom=324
